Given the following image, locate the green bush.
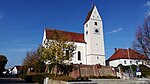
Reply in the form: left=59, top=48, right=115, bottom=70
left=89, top=75, right=117, bottom=79
left=32, top=74, right=43, bottom=84
left=52, top=76, right=75, bottom=81
left=100, top=75, right=117, bottom=79
left=89, top=75, right=98, bottom=79
left=17, top=73, right=27, bottom=79
left=49, top=74, right=55, bottom=78
left=25, top=75, right=33, bottom=82
left=139, top=65, right=150, bottom=77
left=17, top=73, right=53, bottom=84
left=48, top=63, right=56, bottom=71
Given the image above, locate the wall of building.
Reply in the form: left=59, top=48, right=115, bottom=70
left=11, top=67, right=17, bottom=74
left=72, top=42, right=86, bottom=64
left=109, top=59, right=146, bottom=67
left=84, top=6, right=105, bottom=65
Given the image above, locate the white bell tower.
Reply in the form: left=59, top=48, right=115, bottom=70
left=84, top=5, right=105, bottom=65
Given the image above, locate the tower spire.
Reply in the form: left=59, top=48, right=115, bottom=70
left=91, top=0, right=95, bottom=7
left=92, top=1, right=94, bottom=7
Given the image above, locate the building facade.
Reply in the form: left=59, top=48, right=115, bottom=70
left=108, top=48, right=149, bottom=67
left=42, top=5, right=105, bottom=65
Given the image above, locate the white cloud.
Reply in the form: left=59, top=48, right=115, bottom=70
left=107, top=28, right=122, bottom=35
left=145, top=11, right=150, bottom=16
left=144, top=1, right=150, bottom=7
left=144, top=1, right=150, bottom=16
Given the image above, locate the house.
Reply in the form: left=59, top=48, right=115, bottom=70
left=42, top=5, right=105, bottom=65
left=11, top=65, right=24, bottom=74
left=108, top=48, right=149, bottom=67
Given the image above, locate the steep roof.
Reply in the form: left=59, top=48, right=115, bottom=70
left=16, top=66, right=24, bottom=70
left=45, top=28, right=85, bottom=43
left=108, top=48, right=148, bottom=61
left=84, top=6, right=95, bottom=24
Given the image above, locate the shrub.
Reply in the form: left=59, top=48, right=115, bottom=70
left=139, top=65, right=150, bottom=77
left=49, top=74, right=55, bottom=78
left=89, top=75, right=117, bottom=79
left=32, top=74, right=43, bottom=84
left=17, top=73, right=27, bottom=79
left=89, top=76, right=98, bottom=79
left=17, top=73, right=52, bottom=84
left=52, top=76, right=75, bottom=81
left=25, top=75, right=33, bottom=82
left=102, top=75, right=117, bottom=79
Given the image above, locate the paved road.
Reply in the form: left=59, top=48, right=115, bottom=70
left=91, top=79, right=150, bottom=84
left=0, top=75, right=34, bottom=84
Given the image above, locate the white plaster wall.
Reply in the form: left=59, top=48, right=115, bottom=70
left=87, top=55, right=105, bottom=65
left=84, top=6, right=105, bottom=65
left=11, top=67, right=17, bottom=74
left=71, top=42, right=86, bottom=64
left=42, top=29, right=46, bottom=46
left=109, top=59, right=147, bottom=67
left=109, top=59, right=121, bottom=67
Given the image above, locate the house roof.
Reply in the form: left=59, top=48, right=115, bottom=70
left=16, top=66, right=24, bottom=70
left=45, top=28, right=85, bottom=43
left=108, top=48, right=149, bottom=61
left=11, top=65, right=24, bottom=71
left=84, top=6, right=95, bottom=24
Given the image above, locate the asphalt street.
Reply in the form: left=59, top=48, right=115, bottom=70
left=0, top=75, right=33, bottom=84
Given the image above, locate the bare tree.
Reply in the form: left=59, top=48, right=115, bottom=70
left=132, top=16, right=150, bottom=58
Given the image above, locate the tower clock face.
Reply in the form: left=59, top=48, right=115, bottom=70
left=94, top=28, right=100, bottom=35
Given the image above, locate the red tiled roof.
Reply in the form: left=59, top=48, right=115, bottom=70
left=16, top=66, right=24, bottom=70
left=108, top=48, right=148, bottom=61
left=45, top=28, right=85, bottom=43
left=84, top=6, right=95, bottom=24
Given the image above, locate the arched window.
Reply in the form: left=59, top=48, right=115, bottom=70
left=66, top=50, right=69, bottom=60
left=78, top=51, right=81, bottom=61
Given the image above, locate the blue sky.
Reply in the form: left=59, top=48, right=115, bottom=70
left=0, top=0, right=150, bottom=68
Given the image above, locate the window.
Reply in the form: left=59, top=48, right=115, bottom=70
left=86, top=31, right=88, bottom=36
left=124, top=60, right=126, bottom=64
left=66, top=50, right=69, bottom=60
left=94, top=22, right=97, bottom=26
left=130, top=61, right=132, bottom=64
left=86, top=24, right=88, bottom=28
left=97, top=56, right=99, bottom=60
left=78, top=51, right=81, bottom=61
left=136, top=61, right=138, bottom=65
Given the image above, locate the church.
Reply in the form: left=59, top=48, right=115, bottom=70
left=42, top=5, right=105, bottom=66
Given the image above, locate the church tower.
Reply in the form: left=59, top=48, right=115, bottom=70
left=84, top=5, right=105, bottom=65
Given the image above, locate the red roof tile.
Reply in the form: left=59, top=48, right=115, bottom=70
left=16, top=66, right=24, bottom=70
left=45, top=28, right=85, bottom=43
left=84, top=6, right=95, bottom=24
left=108, top=48, right=148, bottom=61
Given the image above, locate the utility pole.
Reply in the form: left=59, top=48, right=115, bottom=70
left=127, top=48, right=133, bottom=79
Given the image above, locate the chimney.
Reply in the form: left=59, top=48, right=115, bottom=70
left=115, top=48, right=117, bottom=52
